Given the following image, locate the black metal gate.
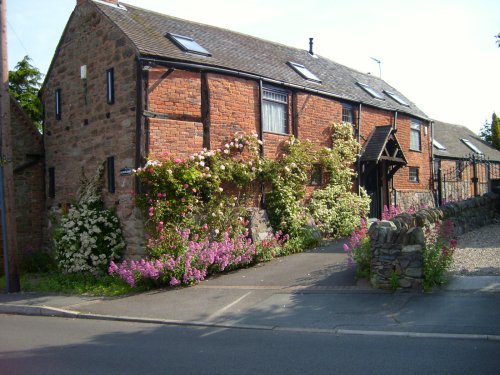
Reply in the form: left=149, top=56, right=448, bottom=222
left=435, top=155, right=500, bottom=206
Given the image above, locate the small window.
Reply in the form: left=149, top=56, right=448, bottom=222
left=167, top=33, right=211, bottom=56
left=409, top=167, right=419, bottom=183
left=433, top=139, right=446, bottom=150
left=461, top=139, right=483, bottom=155
left=288, top=62, right=321, bottom=83
left=357, top=82, right=384, bottom=100
left=107, top=156, right=115, bottom=193
left=455, top=160, right=464, bottom=180
left=48, top=167, right=55, bottom=198
left=106, top=68, right=115, bottom=105
left=384, top=90, right=409, bottom=106
left=342, top=104, right=355, bottom=124
left=310, top=164, right=323, bottom=186
left=433, top=159, right=441, bottom=179
left=410, top=120, right=421, bottom=151
left=55, top=89, right=61, bottom=120
left=262, top=86, right=288, bottom=134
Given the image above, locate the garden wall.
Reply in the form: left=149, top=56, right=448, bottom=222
left=369, top=192, right=500, bottom=289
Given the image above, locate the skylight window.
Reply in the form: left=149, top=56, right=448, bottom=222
left=288, top=62, right=321, bottom=83
left=167, top=33, right=211, bottom=56
left=461, top=139, right=483, bottom=154
left=432, top=139, right=447, bottom=150
left=384, top=90, right=409, bottom=106
left=357, top=82, right=384, bottom=100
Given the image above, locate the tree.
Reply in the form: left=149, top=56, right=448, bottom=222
left=8, top=56, right=43, bottom=130
left=492, top=113, right=500, bottom=151
left=479, top=118, right=492, bottom=144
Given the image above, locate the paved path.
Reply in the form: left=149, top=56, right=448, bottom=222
left=1, top=236, right=500, bottom=339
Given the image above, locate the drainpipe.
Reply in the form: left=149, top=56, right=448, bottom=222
left=357, top=103, right=362, bottom=194
left=135, top=58, right=144, bottom=192
left=258, top=79, right=265, bottom=208
left=392, top=111, right=398, bottom=206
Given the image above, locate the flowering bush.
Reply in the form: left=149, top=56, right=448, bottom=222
left=262, top=136, right=316, bottom=236
left=309, top=185, right=370, bottom=237
left=109, top=230, right=255, bottom=287
left=254, top=231, right=290, bottom=262
left=308, top=123, right=370, bottom=237
left=343, top=219, right=370, bottom=278
left=52, top=166, right=125, bottom=274
left=53, top=204, right=125, bottom=273
left=422, top=220, right=457, bottom=291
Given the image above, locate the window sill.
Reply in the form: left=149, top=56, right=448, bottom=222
left=409, top=148, right=422, bottom=153
left=263, top=130, right=289, bottom=136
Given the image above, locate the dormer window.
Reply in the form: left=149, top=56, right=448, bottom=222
left=384, top=90, right=409, bottom=106
left=288, top=62, right=321, bottom=83
left=357, top=82, right=384, bottom=100
left=433, top=139, right=446, bottom=150
left=167, top=33, right=211, bottom=56
left=461, top=139, right=483, bottom=154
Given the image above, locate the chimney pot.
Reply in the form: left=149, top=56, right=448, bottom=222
left=309, top=38, right=314, bottom=55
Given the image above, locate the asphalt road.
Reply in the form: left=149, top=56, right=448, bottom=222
left=1, top=314, right=499, bottom=375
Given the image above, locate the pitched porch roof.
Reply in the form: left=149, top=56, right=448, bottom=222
left=360, top=125, right=407, bottom=165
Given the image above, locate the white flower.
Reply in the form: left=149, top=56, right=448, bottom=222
left=224, top=149, right=230, bottom=154
left=199, top=161, right=205, bottom=167
left=220, top=165, right=226, bottom=170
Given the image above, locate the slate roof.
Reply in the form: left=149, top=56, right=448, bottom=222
left=360, top=125, right=407, bottom=164
left=433, top=120, right=500, bottom=162
left=92, top=1, right=429, bottom=120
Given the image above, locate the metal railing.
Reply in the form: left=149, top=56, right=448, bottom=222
left=434, top=155, right=500, bottom=206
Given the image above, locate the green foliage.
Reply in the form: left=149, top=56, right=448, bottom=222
left=491, top=113, right=500, bottom=151
left=422, top=220, right=457, bottom=292
left=479, top=119, right=492, bottom=144
left=8, top=56, right=43, bottom=130
left=390, top=270, right=399, bottom=290
left=352, top=234, right=371, bottom=279
left=21, top=272, right=134, bottom=296
left=309, top=185, right=370, bottom=238
left=20, top=250, right=57, bottom=274
left=136, top=133, right=261, bottom=258
left=52, top=166, right=126, bottom=274
left=262, top=137, right=316, bottom=236
left=309, top=123, right=370, bottom=238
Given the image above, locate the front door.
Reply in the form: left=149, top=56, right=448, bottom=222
left=362, top=163, right=383, bottom=219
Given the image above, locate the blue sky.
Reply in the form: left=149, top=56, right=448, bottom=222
left=7, top=0, right=500, bottom=133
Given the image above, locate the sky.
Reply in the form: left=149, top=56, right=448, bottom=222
left=6, top=0, right=500, bottom=134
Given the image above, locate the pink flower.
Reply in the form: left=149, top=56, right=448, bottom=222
left=175, top=158, right=182, bottom=163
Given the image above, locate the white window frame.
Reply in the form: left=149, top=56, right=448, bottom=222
left=262, top=86, right=288, bottom=134
left=410, top=120, right=421, bottom=151
left=409, top=167, right=419, bottom=183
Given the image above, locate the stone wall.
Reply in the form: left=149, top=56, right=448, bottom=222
left=369, top=192, right=499, bottom=289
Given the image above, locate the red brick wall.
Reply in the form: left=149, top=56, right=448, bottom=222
left=392, top=113, right=432, bottom=192
left=296, top=92, right=342, bottom=149
left=149, top=118, right=204, bottom=158
left=209, top=73, right=260, bottom=149
left=148, top=69, right=201, bottom=118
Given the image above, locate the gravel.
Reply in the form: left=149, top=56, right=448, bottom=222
left=449, top=224, right=500, bottom=276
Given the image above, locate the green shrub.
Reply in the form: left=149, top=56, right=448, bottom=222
left=309, top=185, right=370, bottom=238
left=422, top=220, right=457, bottom=291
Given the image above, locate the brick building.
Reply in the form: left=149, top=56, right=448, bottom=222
left=432, top=120, right=500, bottom=204
left=0, top=97, right=45, bottom=271
left=41, top=0, right=434, bottom=257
